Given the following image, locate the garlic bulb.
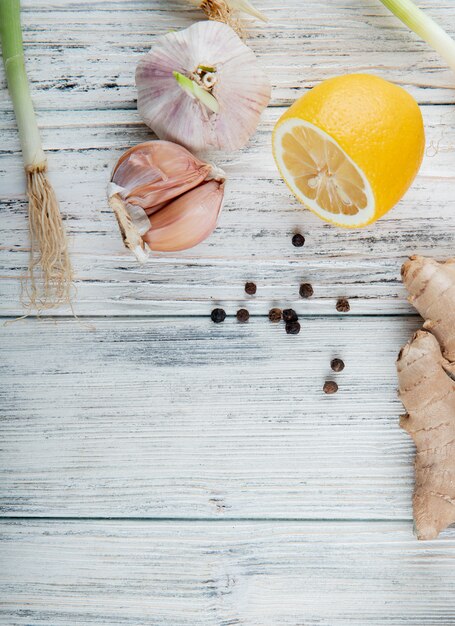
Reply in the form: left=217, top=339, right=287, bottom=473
left=135, top=21, right=271, bottom=152
left=108, top=141, right=225, bottom=261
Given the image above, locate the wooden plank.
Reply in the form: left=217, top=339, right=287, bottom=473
left=1, top=316, right=421, bottom=519
left=1, top=519, right=455, bottom=625
left=1, top=105, right=455, bottom=316
left=1, top=0, right=455, bottom=109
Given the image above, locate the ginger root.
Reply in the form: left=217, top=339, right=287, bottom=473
left=397, top=255, right=455, bottom=540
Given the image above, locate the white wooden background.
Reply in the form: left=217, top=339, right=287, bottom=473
left=1, top=1, right=455, bottom=624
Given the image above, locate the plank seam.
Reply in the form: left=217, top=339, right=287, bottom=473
left=0, top=516, right=413, bottom=523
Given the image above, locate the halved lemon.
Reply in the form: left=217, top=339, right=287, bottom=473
left=272, top=74, right=425, bottom=228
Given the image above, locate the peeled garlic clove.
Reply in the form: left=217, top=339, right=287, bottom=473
left=143, top=180, right=224, bottom=252
left=136, top=21, right=271, bottom=152
left=111, top=140, right=214, bottom=215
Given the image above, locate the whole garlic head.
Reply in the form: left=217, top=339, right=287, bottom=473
left=135, top=21, right=271, bottom=152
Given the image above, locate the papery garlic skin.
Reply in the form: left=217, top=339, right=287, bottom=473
left=189, top=0, right=268, bottom=25
left=111, top=140, right=214, bottom=215
left=143, top=180, right=224, bottom=252
left=136, top=21, right=271, bottom=152
left=227, top=0, right=268, bottom=21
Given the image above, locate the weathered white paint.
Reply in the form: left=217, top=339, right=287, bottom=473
left=2, top=1, right=455, bottom=623
left=1, top=3, right=455, bottom=316
left=1, top=104, right=455, bottom=315
left=1, top=316, right=421, bottom=519
left=1, top=520, right=455, bottom=625
left=4, top=0, right=455, bottom=109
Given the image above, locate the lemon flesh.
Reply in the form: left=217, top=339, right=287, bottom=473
left=272, top=74, right=425, bottom=228
left=274, top=119, right=375, bottom=228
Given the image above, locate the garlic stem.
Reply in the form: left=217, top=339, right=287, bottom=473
left=191, top=0, right=268, bottom=24
left=228, top=0, right=268, bottom=22
left=173, top=71, right=220, bottom=114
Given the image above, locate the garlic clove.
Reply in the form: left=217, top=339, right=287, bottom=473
left=111, top=140, right=215, bottom=214
left=143, top=180, right=224, bottom=252
left=108, top=141, right=226, bottom=260
left=136, top=21, right=271, bottom=153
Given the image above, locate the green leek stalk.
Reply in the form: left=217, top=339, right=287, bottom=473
left=0, top=0, right=72, bottom=310
left=379, top=0, right=455, bottom=73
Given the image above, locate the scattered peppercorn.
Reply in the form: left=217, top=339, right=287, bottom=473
left=331, top=358, right=345, bottom=372
left=336, top=298, right=350, bottom=313
left=245, top=282, right=257, bottom=295
left=299, top=283, right=314, bottom=298
left=323, top=380, right=338, bottom=394
left=211, top=308, right=226, bottom=323
left=292, top=233, right=305, bottom=248
left=268, top=308, right=282, bottom=323
left=283, top=308, right=298, bottom=323
left=236, top=308, right=250, bottom=323
left=286, top=321, right=301, bottom=335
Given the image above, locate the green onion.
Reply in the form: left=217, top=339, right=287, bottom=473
left=379, top=0, right=455, bottom=72
left=0, top=0, right=73, bottom=310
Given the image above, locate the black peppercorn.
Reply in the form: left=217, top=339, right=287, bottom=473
left=299, top=283, right=314, bottom=298
left=268, top=308, right=282, bottom=323
left=211, top=308, right=226, bottom=323
left=236, top=308, right=250, bottom=323
left=245, top=282, right=257, bottom=295
left=283, top=308, right=298, bottom=323
left=336, top=298, right=350, bottom=313
left=292, top=233, right=305, bottom=248
left=323, top=381, right=338, bottom=394
left=331, top=358, right=345, bottom=372
left=285, top=321, right=301, bottom=335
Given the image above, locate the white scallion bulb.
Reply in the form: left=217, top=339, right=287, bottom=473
left=135, top=21, right=271, bottom=153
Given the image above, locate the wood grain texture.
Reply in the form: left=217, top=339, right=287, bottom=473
left=1, top=104, right=455, bottom=315
left=1, top=316, right=421, bottom=519
left=5, top=0, right=455, bottom=109
left=1, top=2, right=455, bottom=316
left=2, top=2, right=455, bottom=622
left=1, top=519, right=455, bottom=625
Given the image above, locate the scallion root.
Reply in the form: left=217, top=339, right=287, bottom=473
left=23, top=164, right=73, bottom=311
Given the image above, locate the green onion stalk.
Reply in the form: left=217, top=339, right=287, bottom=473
left=0, top=0, right=73, bottom=311
left=379, top=0, right=455, bottom=73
